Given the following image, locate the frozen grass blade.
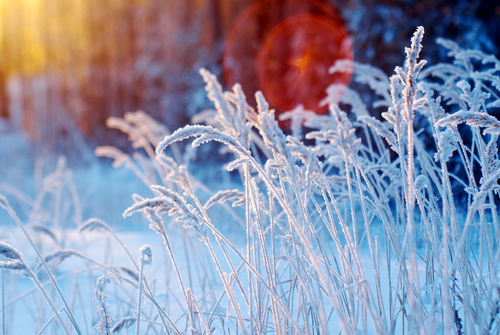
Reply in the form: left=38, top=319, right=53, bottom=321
left=135, top=245, right=152, bottom=335
left=93, top=275, right=113, bottom=335
left=0, top=194, right=82, bottom=335
left=35, top=307, right=65, bottom=335
left=1, top=269, right=4, bottom=335
left=111, top=316, right=136, bottom=334
left=0, top=242, right=72, bottom=335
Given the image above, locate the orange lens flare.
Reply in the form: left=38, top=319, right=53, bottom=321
left=224, top=0, right=353, bottom=129
left=291, top=52, right=312, bottom=76
left=258, top=15, right=352, bottom=115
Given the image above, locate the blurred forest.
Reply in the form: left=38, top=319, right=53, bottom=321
left=0, top=0, right=253, bottom=157
left=0, top=0, right=498, bottom=160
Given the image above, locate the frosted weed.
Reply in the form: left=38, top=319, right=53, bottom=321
left=1, top=26, right=500, bottom=334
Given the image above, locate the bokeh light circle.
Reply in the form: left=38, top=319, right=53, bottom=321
left=224, top=0, right=353, bottom=128
left=258, top=14, right=352, bottom=113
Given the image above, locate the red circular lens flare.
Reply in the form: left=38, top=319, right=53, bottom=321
left=224, top=0, right=353, bottom=128
left=258, top=14, right=352, bottom=114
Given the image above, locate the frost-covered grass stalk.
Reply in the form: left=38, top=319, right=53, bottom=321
left=0, top=195, right=82, bottom=335
left=0, top=242, right=72, bottom=335
left=93, top=275, right=112, bottom=335
left=1, top=268, right=4, bottom=335
left=135, top=245, right=152, bottom=335
left=2, top=26, right=500, bottom=334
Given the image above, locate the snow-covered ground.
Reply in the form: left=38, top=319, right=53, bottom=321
left=2, top=224, right=417, bottom=335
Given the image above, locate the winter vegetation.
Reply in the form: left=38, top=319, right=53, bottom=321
left=2, top=26, right=500, bottom=334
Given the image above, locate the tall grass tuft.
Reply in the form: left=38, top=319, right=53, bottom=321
left=2, top=26, right=500, bottom=334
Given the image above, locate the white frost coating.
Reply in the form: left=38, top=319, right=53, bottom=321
left=4, top=26, right=500, bottom=335
left=0, top=242, right=23, bottom=261
left=156, top=125, right=216, bottom=155
left=435, top=128, right=457, bottom=162
left=139, top=244, right=152, bottom=265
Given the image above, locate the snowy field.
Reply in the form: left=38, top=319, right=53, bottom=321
left=2, top=27, right=500, bottom=334
left=2, top=228, right=420, bottom=335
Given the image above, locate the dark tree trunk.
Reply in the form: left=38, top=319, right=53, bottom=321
left=209, top=0, right=222, bottom=46
left=0, top=68, right=9, bottom=119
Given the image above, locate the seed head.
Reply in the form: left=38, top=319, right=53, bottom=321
left=139, top=245, right=153, bottom=265
left=0, top=242, right=23, bottom=261
left=111, top=316, right=136, bottom=334
left=0, top=260, right=27, bottom=272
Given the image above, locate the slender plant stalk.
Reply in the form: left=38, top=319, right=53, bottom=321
left=80, top=218, right=172, bottom=332
left=22, top=260, right=72, bottom=335
left=135, top=260, right=145, bottom=335
left=0, top=196, right=82, bottom=335
left=1, top=269, right=4, bottom=335
left=68, top=251, right=182, bottom=334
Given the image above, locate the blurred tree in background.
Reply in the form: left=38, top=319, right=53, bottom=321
left=0, top=0, right=498, bottom=161
left=0, top=0, right=254, bottom=157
